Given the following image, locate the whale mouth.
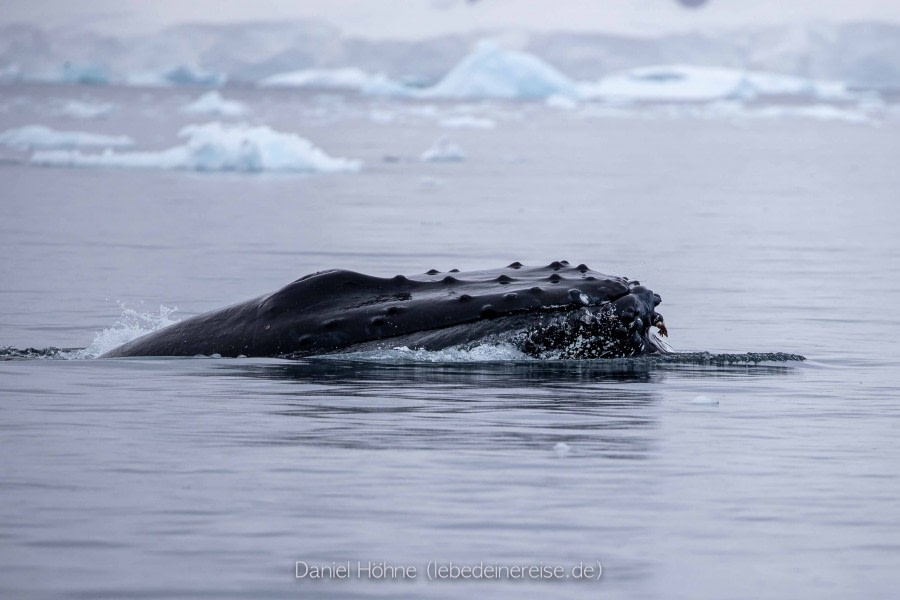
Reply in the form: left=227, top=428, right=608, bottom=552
left=515, top=302, right=669, bottom=359
left=320, top=274, right=669, bottom=361
left=333, top=299, right=668, bottom=360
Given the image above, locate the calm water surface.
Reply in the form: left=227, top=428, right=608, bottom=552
left=1, top=85, right=899, bottom=599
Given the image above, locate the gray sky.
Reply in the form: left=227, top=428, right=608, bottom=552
left=3, top=0, right=899, bottom=38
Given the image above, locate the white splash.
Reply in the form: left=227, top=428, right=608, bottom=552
left=68, top=304, right=181, bottom=359
left=325, top=343, right=531, bottom=363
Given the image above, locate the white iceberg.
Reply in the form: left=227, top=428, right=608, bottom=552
left=690, top=395, right=719, bottom=406
left=733, top=103, right=870, bottom=123
left=54, top=100, right=116, bottom=119
left=421, top=41, right=578, bottom=100
left=439, top=115, right=496, bottom=129
left=32, top=122, right=361, bottom=173
left=0, top=125, right=133, bottom=151
left=574, top=100, right=872, bottom=124
left=181, top=91, right=247, bottom=117
left=422, top=136, right=465, bottom=162
left=580, top=64, right=849, bottom=102
left=553, top=442, right=572, bottom=457
left=258, top=67, right=408, bottom=95
left=545, top=94, right=579, bottom=110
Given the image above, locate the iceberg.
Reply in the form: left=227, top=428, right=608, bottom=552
left=545, top=94, right=579, bottom=110
left=181, top=91, right=247, bottom=117
left=125, top=66, right=226, bottom=87
left=11, top=64, right=112, bottom=86
left=258, top=67, right=408, bottom=95
left=54, top=100, right=116, bottom=119
left=31, top=122, right=361, bottom=173
left=422, top=136, right=465, bottom=162
left=163, top=66, right=226, bottom=87
left=421, top=41, right=578, bottom=100
left=439, top=115, right=496, bottom=129
left=574, top=100, right=872, bottom=124
left=580, top=65, right=849, bottom=102
left=59, top=63, right=110, bottom=85
left=0, top=125, right=133, bottom=151
left=733, top=104, right=870, bottom=123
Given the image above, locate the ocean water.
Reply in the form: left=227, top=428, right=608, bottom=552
left=1, top=84, right=899, bottom=599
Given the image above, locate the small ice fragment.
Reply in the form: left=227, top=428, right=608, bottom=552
left=690, top=395, right=719, bottom=406
left=553, top=442, right=571, bottom=457
left=422, top=136, right=465, bottom=162
left=181, top=91, right=247, bottom=117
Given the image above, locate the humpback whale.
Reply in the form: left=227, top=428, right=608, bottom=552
left=101, top=262, right=668, bottom=359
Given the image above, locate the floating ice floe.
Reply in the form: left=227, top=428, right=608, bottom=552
left=439, top=115, right=497, bottom=129
left=258, top=67, right=409, bottom=96
left=126, top=66, right=226, bottom=87
left=181, top=91, right=248, bottom=117
left=545, top=94, right=579, bottom=110
left=574, top=100, right=872, bottom=124
left=54, top=99, right=116, bottom=119
left=703, top=102, right=871, bottom=123
left=421, top=41, right=579, bottom=100
left=422, top=136, right=465, bottom=162
left=0, top=125, right=134, bottom=151
left=0, top=63, right=111, bottom=85
left=689, top=395, right=720, bottom=406
left=32, top=122, right=361, bottom=173
left=59, top=64, right=111, bottom=85
left=553, top=442, right=572, bottom=457
left=579, top=64, right=849, bottom=102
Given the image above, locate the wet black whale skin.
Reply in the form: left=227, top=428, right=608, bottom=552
left=101, top=261, right=665, bottom=358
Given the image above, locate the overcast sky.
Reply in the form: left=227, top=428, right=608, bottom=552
left=3, top=0, right=899, bottom=38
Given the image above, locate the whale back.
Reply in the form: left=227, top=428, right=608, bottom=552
left=102, top=262, right=658, bottom=358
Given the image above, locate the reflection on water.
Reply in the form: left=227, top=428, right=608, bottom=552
left=207, top=359, right=665, bottom=456
left=0, top=348, right=894, bottom=600
left=215, top=352, right=806, bottom=386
